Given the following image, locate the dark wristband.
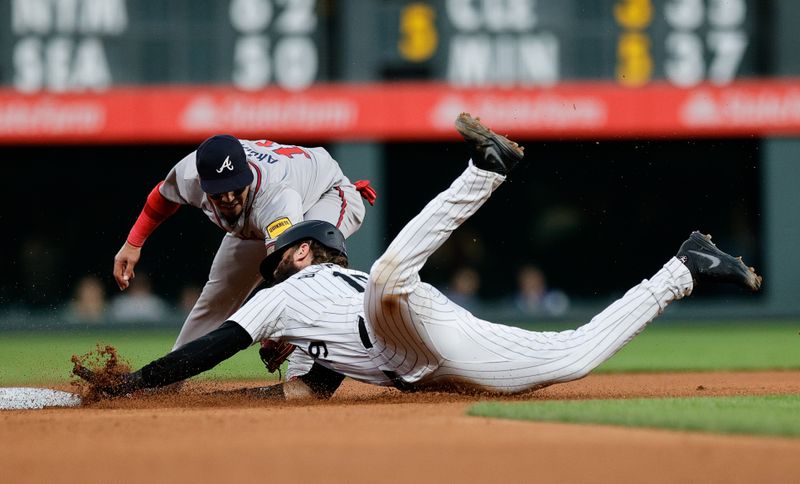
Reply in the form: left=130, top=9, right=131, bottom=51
left=139, top=321, right=253, bottom=388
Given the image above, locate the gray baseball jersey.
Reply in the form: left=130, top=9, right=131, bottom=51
left=230, top=164, right=694, bottom=393
left=163, top=139, right=366, bottom=369
left=160, top=139, right=359, bottom=246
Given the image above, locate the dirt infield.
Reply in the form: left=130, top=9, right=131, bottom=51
left=2, top=371, right=799, bottom=484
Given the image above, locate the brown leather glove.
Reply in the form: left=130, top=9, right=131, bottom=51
left=259, top=339, right=296, bottom=374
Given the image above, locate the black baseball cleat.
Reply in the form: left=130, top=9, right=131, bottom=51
left=455, top=113, right=525, bottom=175
left=676, top=231, right=762, bottom=291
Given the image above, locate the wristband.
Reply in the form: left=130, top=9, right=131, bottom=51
left=126, top=182, right=180, bottom=247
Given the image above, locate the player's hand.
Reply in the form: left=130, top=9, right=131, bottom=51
left=113, top=242, right=142, bottom=290
left=72, top=362, right=145, bottom=397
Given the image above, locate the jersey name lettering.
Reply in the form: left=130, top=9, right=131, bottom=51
left=243, top=145, right=276, bottom=163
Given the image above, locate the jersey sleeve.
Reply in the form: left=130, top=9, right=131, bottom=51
left=228, top=286, right=287, bottom=342
left=256, top=187, right=305, bottom=249
left=126, top=182, right=180, bottom=247
left=159, top=152, right=203, bottom=206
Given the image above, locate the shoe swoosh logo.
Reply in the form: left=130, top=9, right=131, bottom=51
left=688, top=250, right=721, bottom=269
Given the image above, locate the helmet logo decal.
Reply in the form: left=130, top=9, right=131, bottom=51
left=216, top=156, right=234, bottom=173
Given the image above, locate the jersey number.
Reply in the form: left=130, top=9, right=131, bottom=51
left=255, top=140, right=311, bottom=159
left=308, top=341, right=328, bottom=359
left=332, top=271, right=368, bottom=293
left=312, top=272, right=368, bottom=360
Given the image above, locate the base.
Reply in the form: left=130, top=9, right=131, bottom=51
left=0, top=387, right=82, bottom=410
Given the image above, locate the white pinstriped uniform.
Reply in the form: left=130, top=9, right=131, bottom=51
left=160, top=139, right=365, bottom=378
left=233, top=264, right=394, bottom=386
left=233, top=163, right=695, bottom=393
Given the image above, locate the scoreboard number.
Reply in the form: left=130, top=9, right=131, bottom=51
left=664, top=0, right=748, bottom=86
left=398, top=3, right=438, bottom=62
left=615, top=0, right=654, bottom=86
left=230, top=0, right=319, bottom=91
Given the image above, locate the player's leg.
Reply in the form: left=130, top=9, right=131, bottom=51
left=418, top=234, right=761, bottom=394
left=303, top=183, right=366, bottom=238
left=364, top=113, right=523, bottom=381
left=416, top=257, right=693, bottom=393
left=172, top=235, right=267, bottom=350
left=363, top=164, right=506, bottom=379
left=367, top=113, right=521, bottom=294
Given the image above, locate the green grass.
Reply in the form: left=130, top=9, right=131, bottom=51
left=468, top=395, right=800, bottom=438
left=594, top=322, right=800, bottom=372
left=0, top=329, right=273, bottom=385
left=0, top=321, right=797, bottom=385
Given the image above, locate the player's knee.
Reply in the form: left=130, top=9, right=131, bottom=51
left=368, top=255, right=403, bottom=287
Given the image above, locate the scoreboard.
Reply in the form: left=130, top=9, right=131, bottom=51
left=1, top=0, right=330, bottom=91
left=1, top=0, right=761, bottom=90
left=382, top=0, right=759, bottom=86
left=0, top=0, right=797, bottom=144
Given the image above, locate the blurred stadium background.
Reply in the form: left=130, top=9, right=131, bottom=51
left=1, top=0, right=799, bottom=335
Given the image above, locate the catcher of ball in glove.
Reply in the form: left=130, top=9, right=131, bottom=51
left=259, top=339, right=296, bottom=374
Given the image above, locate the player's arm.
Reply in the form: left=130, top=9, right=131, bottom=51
left=229, top=362, right=346, bottom=400
left=114, top=181, right=180, bottom=290
left=74, top=321, right=253, bottom=395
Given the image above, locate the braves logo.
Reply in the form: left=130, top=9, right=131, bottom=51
left=216, top=156, right=234, bottom=173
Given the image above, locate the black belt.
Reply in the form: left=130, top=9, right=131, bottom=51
left=358, top=316, right=415, bottom=392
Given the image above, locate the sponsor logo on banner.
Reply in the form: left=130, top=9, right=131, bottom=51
left=431, top=94, right=607, bottom=132
left=4, top=80, right=800, bottom=144
left=682, top=89, right=800, bottom=127
left=266, top=217, right=293, bottom=238
left=181, top=95, right=358, bottom=132
left=0, top=99, right=104, bottom=134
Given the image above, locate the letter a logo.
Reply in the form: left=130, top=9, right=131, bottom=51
left=216, top=156, right=234, bottom=173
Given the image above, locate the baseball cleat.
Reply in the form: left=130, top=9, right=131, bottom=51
left=455, top=113, right=525, bottom=175
left=676, top=231, right=762, bottom=291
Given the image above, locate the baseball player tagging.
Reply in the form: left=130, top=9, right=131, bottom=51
left=79, top=113, right=762, bottom=398
left=114, top=134, right=373, bottom=377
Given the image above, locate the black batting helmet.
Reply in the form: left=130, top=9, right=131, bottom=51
left=259, top=220, right=347, bottom=282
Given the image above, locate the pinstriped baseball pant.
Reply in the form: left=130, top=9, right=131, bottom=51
left=364, top=163, right=694, bottom=394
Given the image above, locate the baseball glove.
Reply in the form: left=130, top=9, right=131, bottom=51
left=259, top=339, right=296, bottom=374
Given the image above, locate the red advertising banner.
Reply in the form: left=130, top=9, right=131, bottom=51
left=1, top=79, right=799, bottom=144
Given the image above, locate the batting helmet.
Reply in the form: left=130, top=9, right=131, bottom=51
left=259, top=220, right=348, bottom=282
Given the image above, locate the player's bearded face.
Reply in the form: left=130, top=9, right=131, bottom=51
left=273, top=247, right=302, bottom=284
left=208, top=186, right=249, bottom=224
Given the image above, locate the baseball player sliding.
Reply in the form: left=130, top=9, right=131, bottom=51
left=113, top=134, right=375, bottom=379
left=78, top=113, right=762, bottom=399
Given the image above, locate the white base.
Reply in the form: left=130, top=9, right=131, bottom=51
left=0, top=387, right=82, bottom=410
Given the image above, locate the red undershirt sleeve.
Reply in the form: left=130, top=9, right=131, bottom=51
left=126, top=182, right=181, bottom=247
